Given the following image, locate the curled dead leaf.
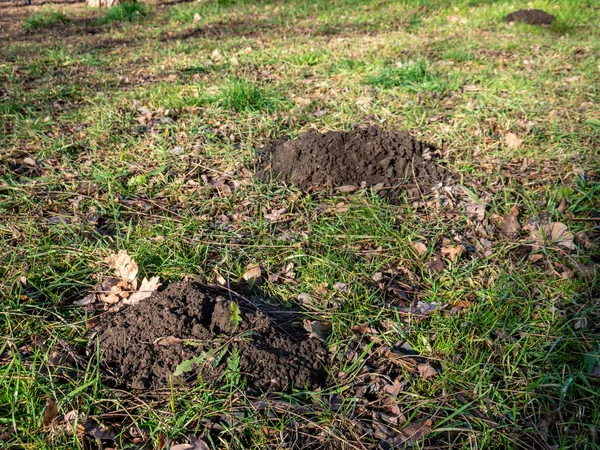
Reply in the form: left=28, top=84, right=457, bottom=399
left=465, top=201, right=486, bottom=221
left=106, top=250, right=138, bottom=283
left=44, top=398, right=59, bottom=426
left=497, top=205, right=521, bottom=236
left=413, top=242, right=427, bottom=257
left=335, top=185, right=358, bottom=193
left=441, top=245, right=465, bottom=262
left=243, top=265, right=262, bottom=288
left=427, top=255, right=445, bottom=273
left=504, top=132, right=522, bottom=149
left=417, top=363, right=437, bottom=379
left=123, top=276, right=161, bottom=305
left=303, top=320, right=331, bottom=342
left=391, top=419, right=432, bottom=446
left=529, top=222, right=575, bottom=250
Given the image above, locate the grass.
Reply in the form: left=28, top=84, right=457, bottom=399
left=22, top=10, right=69, bottom=29
left=97, top=1, right=149, bottom=25
left=1, top=0, right=599, bottom=448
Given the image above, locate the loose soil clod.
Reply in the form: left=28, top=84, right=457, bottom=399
left=98, top=281, right=327, bottom=392
left=258, top=126, right=447, bottom=196
left=502, top=9, right=556, bottom=25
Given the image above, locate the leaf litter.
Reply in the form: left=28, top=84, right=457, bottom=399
left=74, top=250, right=161, bottom=309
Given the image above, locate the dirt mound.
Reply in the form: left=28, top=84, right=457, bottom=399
left=258, top=126, right=446, bottom=194
left=98, top=281, right=327, bottom=392
left=502, top=9, right=555, bottom=25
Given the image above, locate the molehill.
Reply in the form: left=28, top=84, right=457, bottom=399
left=258, top=126, right=446, bottom=195
left=98, top=282, right=327, bottom=392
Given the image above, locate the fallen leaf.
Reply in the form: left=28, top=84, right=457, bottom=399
left=63, top=410, right=84, bottom=437
left=527, top=253, right=544, bottom=263
left=427, top=255, right=445, bottom=273
left=171, top=438, right=210, bottom=450
left=530, top=222, right=575, bottom=250
left=123, top=276, right=161, bottom=305
left=243, top=265, right=262, bottom=288
left=414, top=301, right=442, bottom=315
left=497, top=205, right=521, bottom=236
left=23, top=157, right=37, bottom=166
left=44, top=399, right=58, bottom=426
left=412, top=242, right=427, bottom=256
left=263, top=207, right=286, bottom=222
left=106, top=250, right=138, bottom=283
left=465, top=202, right=486, bottom=221
left=84, top=422, right=116, bottom=440
left=391, top=419, right=432, bottom=446
left=292, top=96, right=311, bottom=107
left=417, top=363, right=437, bottom=379
left=153, top=336, right=183, bottom=346
left=303, top=320, right=331, bottom=342
left=450, top=300, right=473, bottom=313
left=504, top=132, right=522, bottom=149
left=441, top=245, right=465, bottom=262
left=351, top=323, right=379, bottom=335
left=335, top=185, right=358, bottom=193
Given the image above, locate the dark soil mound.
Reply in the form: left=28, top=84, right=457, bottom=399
left=98, top=282, right=327, bottom=392
left=258, top=126, right=446, bottom=194
left=502, top=9, right=555, bottom=25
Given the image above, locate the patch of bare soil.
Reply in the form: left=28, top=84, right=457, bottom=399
left=258, top=126, right=447, bottom=197
left=502, top=9, right=556, bottom=25
left=98, top=281, right=327, bottom=393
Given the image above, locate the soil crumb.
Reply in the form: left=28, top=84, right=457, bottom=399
left=258, top=126, right=446, bottom=194
left=98, top=281, right=327, bottom=392
left=502, top=9, right=556, bottom=25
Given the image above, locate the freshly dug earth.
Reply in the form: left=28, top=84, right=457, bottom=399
left=259, top=126, right=446, bottom=194
left=98, top=282, right=327, bottom=392
left=502, top=9, right=556, bottom=25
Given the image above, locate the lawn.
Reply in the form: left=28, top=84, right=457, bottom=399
left=1, top=0, right=599, bottom=448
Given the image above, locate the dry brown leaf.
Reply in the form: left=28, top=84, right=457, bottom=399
left=303, top=320, right=331, bottom=342
left=391, top=419, right=432, bottom=446
left=527, top=253, right=544, bottom=263
left=171, top=438, right=210, bottom=450
left=504, top=132, right=523, bottom=149
left=417, top=363, right=437, bottom=379
left=465, top=202, right=486, bottom=221
left=84, top=422, right=116, bottom=441
left=243, top=265, right=262, bottom=288
left=351, top=323, right=379, bottom=335
left=497, top=205, right=521, bottom=236
left=44, top=399, right=59, bottom=426
left=427, top=255, right=445, bottom=273
left=106, top=250, right=138, bottom=283
left=413, top=242, right=427, bottom=256
left=441, top=245, right=465, bottom=262
left=22, top=157, right=37, bottom=166
left=263, top=207, right=286, bottom=222
left=123, top=276, right=161, bottom=305
left=335, top=185, right=358, bottom=193
left=292, top=96, right=311, bottom=107
left=530, top=222, right=575, bottom=250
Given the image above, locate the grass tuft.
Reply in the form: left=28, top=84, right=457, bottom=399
left=97, top=1, right=149, bottom=24
left=22, top=10, right=69, bottom=29
left=212, top=80, right=283, bottom=113
left=365, top=59, right=457, bottom=93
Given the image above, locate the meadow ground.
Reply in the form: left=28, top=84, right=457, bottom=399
left=1, top=0, right=599, bottom=448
